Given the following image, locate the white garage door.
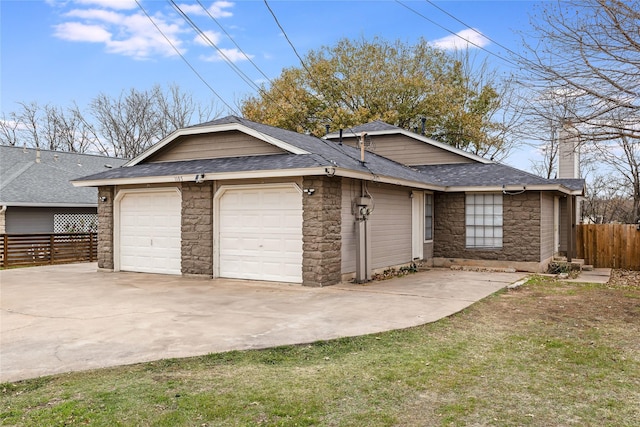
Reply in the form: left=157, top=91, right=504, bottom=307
left=119, top=190, right=181, bottom=275
left=218, top=185, right=302, bottom=283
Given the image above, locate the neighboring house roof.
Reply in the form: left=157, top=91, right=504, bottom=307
left=72, top=116, right=584, bottom=196
left=325, top=120, right=492, bottom=164
left=0, top=145, right=127, bottom=207
left=414, top=163, right=585, bottom=194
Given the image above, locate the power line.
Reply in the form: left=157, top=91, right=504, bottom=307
left=263, top=0, right=315, bottom=79
left=196, top=0, right=272, bottom=84
left=395, top=0, right=521, bottom=69
left=169, top=0, right=261, bottom=93
left=134, top=0, right=238, bottom=114
left=261, top=0, right=364, bottom=140
left=194, top=0, right=306, bottom=118
left=423, top=0, right=538, bottom=71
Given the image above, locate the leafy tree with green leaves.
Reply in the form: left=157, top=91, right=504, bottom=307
left=241, top=37, right=516, bottom=160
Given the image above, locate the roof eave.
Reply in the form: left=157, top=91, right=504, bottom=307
left=445, top=184, right=584, bottom=195
left=72, top=166, right=446, bottom=192
left=0, top=202, right=98, bottom=208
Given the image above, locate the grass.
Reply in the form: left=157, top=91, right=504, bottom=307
left=1, top=275, right=639, bottom=426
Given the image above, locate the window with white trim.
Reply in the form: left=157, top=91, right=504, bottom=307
left=465, top=193, right=503, bottom=248
left=424, top=193, right=433, bottom=241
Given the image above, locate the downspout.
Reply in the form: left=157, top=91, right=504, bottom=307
left=355, top=181, right=372, bottom=283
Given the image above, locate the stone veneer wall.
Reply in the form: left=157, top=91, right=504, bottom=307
left=181, top=181, right=213, bottom=277
left=302, top=176, right=342, bottom=286
left=434, top=191, right=541, bottom=262
left=0, top=207, right=5, bottom=234
left=97, top=186, right=115, bottom=270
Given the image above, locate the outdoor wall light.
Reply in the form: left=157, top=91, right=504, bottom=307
left=195, top=173, right=205, bottom=184
left=303, top=188, right=316, bottom=196
left=100, top=196, right=108, bottom=203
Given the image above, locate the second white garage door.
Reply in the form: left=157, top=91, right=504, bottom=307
left=118, top=190, right=182, bottom=275
left=218, top=185, right=302, bottom=283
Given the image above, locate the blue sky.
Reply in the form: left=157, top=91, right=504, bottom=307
left=1, top=0, right=540, bottom=167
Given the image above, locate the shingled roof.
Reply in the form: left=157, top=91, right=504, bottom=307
left=75, top=116, right=438, bottom=190
left=0, top=145, right=126, bottom=207
left=73, top=116, right=584, bottom=195
left=414, top=163, right=585, bottom=192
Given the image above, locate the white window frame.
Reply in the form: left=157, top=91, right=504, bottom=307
left=465, top=193, right=503, bottom=249
left=424, top=193, right=434, bottom=242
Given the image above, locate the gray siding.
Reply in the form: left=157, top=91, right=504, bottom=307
left=147, top=130, right=286, bottom=162
left=337, top=134, right=475, bottom=166
left=559, top=198, right=568, bottom=253
left=540, top=192, right=555, bottom=261
left=5, top=207, right=96, bottom=234
left=341, top=179, right=412, bottom=274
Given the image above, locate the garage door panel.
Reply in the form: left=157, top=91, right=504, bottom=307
left=219, top=186, right=302, bottom=283
left=119, top=191, right=181, bottom=275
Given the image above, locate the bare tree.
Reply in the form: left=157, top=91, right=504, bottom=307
left=89, top=84, right=219, bottom=158
left=1, top=85, right=218, bottom=158
left=0, top=112, right=21, bottom=146
left=519, top=0, right=640, bottom=222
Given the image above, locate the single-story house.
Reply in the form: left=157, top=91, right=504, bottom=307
left=0, top=145, right=127, bottom=234
left=72, top=115, right=584, bottom=286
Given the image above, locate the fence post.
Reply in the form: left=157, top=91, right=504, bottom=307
left=2, top=234, right=7, bottom=268
left=50, top=234, right=55, bottom=265
left=89, top=233, right=95, bottom=262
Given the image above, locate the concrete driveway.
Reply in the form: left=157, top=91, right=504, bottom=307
left=0, top=263, right=526, bottom=383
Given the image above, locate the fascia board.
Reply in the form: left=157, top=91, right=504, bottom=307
left=0, top=202, right=97, bottom=207
left=445, top=184, right=582, bottom=195
left=72, top=167, right=446, bottom=192
left=125, top=123, right=310, bottom=167
left=72, top=167, right=332, bottom=187
left=332, top=169, right=446, bottom=191
left=326, top=129, right=491, bottom=164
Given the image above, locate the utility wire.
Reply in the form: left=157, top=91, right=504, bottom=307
left=261, top=0, right=367, bottom=142
left=169, top=0, right=261, bottom=93
left=263, top=0, right=315, bottom=80
left=195, top=0, right=305, bottom=118
left=395, top=0, right=521, bottom=69
left=423, top=0, right=541, bottom=72
left=196, top=0, right=272, bottom=83
left=134, top=0, right=238, bottom=114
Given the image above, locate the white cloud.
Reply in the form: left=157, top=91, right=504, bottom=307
left=177, top=1, right=234, bottom=18
left=65, top=8, right=123, bottom=24
left=200, top=48, right=252, bottom=63
left=194, top=30, right=222, bottom=46
left=49, top=0, right=239, bottom=60
left=52, top=4, right=185, bottom=59
left=54, top=21, right=112, bottom=42
left=431, top=28, right=490, bottom=51
left=74, top=0, right=137, bottom=10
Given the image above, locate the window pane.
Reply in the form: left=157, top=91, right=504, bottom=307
left=465, top=193, right=503, bottom=249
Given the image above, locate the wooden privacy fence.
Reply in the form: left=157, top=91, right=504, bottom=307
left=576, top=224, right=640, bottom=270
left=0, top=233, right=97, bottom=268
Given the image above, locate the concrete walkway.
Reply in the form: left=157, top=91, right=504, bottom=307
left=0, top=263, right=526, bottom=383
left=562, top=268, right=612, bottom=284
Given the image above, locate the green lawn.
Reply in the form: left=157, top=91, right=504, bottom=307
left=1, top=275, right=639, bottom=426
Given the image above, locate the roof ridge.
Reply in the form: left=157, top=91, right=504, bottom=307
left=0, top=162, right=33, bottom=191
